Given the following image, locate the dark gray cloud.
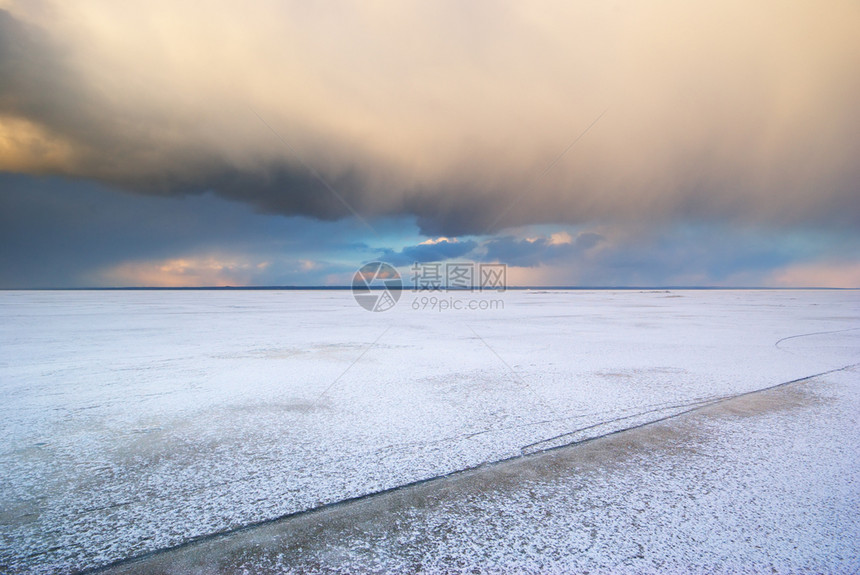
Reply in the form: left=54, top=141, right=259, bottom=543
left=482, top=233, right=604, bottom=268
left=378, top=238, right=479, bottom=267
left=0, top=174, right=379, bottom=287
left=1, top=2, right=859, bottom=237
left=500, top=224, right=860, bottom=287
left=2, top=173, right=858, bottom=287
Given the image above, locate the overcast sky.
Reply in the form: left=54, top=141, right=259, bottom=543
left=1, top=0, right=859, bottom=287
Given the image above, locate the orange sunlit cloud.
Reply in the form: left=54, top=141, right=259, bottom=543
left=96, top=257, right=268, bottom=287
left=772, top=262, right=860, bottom=289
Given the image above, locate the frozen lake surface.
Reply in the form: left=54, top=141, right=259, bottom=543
left=1, top=289, right=858, bottom=573
left=102, top=366, right=860, bottom=574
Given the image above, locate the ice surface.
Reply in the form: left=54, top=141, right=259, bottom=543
left=101, top=368, right=860, bottom=574
left=0, top=289, right=858, bottom=573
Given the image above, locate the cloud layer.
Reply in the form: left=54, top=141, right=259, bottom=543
left=2, top=0, right=859, bottom=235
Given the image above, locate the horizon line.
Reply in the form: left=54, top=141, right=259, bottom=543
left=2, top=286, right=857, bottom=291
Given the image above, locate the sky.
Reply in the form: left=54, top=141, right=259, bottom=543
left=1, top=0, right=859, bottom=288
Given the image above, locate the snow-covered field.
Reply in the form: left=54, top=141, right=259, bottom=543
left=1, top=289, right=858, bottom=573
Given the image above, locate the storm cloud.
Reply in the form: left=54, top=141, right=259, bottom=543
left=2, top=0, right=859, bottom=236
left=378, top=237, right=479, bottom=266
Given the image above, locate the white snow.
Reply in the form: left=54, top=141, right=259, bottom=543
left=0, top=289, right=858, bottom=573
left=104, top=367, right=860, bottom=574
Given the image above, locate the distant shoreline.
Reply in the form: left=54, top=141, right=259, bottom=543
left=2, top=286, right=856, bottom=291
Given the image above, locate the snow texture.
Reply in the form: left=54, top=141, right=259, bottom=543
left=0, top=289, right=858, bottom=573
